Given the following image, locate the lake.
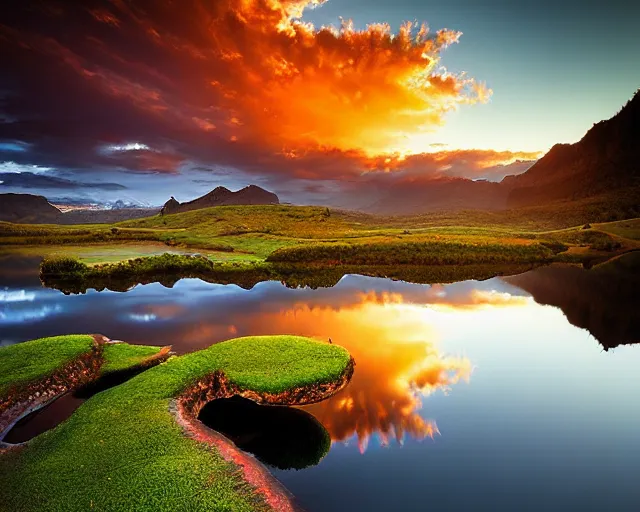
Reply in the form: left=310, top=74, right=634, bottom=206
left=1, top=256, right=639, bottom=511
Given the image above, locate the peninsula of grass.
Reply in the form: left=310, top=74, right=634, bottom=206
left=0, top=335, right=168, bottom=397
left=0, top=335, right=354, bottom=512
left=101, top=342, right=170, bottom=374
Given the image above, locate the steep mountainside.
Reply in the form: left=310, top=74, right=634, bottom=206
left=162, top=185, right=279, bottom=215
left=0, top=193, right=62, bottom=223
left=505, top=90, right=640, bottom=207
left=362, top=91, right=639, bottom=216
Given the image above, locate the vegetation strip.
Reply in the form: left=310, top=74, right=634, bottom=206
left=2, top=206, right=638, bottom=293
left=0, top=335, right=354, bottom=511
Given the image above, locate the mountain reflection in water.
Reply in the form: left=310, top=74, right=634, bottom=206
left=505, top=254, right=640, bottom=349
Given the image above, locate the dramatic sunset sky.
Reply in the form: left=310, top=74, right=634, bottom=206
left=1, top=0, right=639, bottom=207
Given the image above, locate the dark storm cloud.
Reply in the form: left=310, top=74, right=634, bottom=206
left=0, top=0, right=537, bottom=206
left=0, top=171, right=126, bottom=190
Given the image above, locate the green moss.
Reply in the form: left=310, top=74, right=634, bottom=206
left=0, top=335, right=94, bottom=396
left=0, top=335, right=352, bottom=511
left=101, top=343, right=166, bottom=374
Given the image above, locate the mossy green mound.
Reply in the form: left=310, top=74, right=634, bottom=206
left=0, top=335, right=95, bottom=397
left=0, top=336, right=167, bottom=399
left=0, top=335, right=353, bottom=512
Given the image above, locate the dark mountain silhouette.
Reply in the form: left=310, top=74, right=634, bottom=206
left=363, top=90, right=639, bottom=216
left=504, top=254, right=640, bottom=350
left=504, top=90, right=640, bottom=208
left=161, top=185, right=279, bottom=215
left=0, top=193, right=62, bottom=223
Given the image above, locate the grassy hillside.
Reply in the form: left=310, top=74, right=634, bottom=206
left=0, top=335, right=94, bottom=397
left=2, top=205, right=638, bottom=290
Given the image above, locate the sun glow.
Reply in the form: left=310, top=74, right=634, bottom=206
left=186, top=1, right=492, bottom=158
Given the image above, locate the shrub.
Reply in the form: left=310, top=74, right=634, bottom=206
left=266, top=240, right=553, bottom=265
left=40, top=256, right=88, bottom=276
left=539, top=241, right=568, bottom=253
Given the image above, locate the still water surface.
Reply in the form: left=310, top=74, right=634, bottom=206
left=1, top=257, right=639, bottom=511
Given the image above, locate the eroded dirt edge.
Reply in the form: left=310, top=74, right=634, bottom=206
left=172, top=357, right=355, bottom=512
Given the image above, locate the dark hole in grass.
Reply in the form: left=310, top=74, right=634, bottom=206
left=3, top=366, right=151, bottom=444
left=198, top=396, right=330, bottom=470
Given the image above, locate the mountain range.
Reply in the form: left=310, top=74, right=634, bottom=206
left=368, top=90, right=640, bottom=216
left=161, top=185, right=279, bottom=215
left=0, top=185, right=280, bottom=223
left=505, top=90, right=640, bottom=207
left=1, top=90, right=638, bottom=223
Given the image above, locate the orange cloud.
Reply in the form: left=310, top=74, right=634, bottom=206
left=0, top=1, right=538, bottom=188
left=364, top=149, right=542, bottom=171
left=198, top=1, right=488, bottom=156
left=77, top=0, right=487, bottom=158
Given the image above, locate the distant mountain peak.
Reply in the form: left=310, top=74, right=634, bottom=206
left=161, top=185, right=279, bottom=215
left=0, top=193, right=62, bottom=223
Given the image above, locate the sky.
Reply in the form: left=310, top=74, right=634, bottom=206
left=0, top=0, right=638, bottom=207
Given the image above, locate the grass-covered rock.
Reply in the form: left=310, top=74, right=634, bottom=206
left=0, top=335, right=354, bottom=511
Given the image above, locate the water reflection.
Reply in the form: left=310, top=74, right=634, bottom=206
left=1, top=258, right=639, bottom=451
left=505, top=255, right=640, bottom=349
left=0, top=263, right=538, bottom=450
left=2, top=256, right=639, bottom=512
left=245, top=292, right=481, bottom=451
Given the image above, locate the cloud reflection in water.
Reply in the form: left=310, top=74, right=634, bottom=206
left=233, top=289, right=529, bottom=452
left=0, top=273, right=532, bottom=451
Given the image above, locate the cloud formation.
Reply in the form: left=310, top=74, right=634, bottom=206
left=0, top=1, right=537, bottom=204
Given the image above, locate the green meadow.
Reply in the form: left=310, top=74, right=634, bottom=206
left=1, top=205, right=638, bottom=290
